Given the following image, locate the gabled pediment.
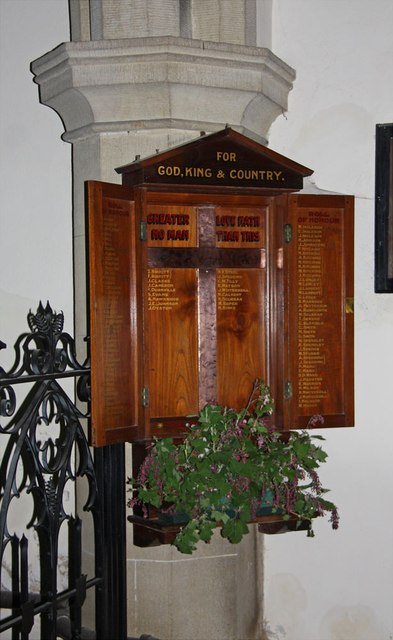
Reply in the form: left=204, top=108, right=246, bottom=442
left=116, top=128, right=313, bottom=192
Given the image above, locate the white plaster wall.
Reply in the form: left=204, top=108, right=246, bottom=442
left=0, top=0, right=72, bottom=359
left=263, top=2, right=393, bottom=639
left=0, top=0, right=72, bottom=603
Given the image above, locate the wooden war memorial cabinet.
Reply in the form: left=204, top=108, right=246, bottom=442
left=87, top=128, right=354, bottom=450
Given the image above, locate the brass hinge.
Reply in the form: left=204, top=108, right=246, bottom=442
left=142, top=386, right=149, bottom=407
left=345, top=297, right=354, bottom=314
left=284, top=381, right=293, bottom=400
left=284, top=223, right=292, bottom=243
left=140, top=220, right=147, bottom=241
left=277, top=247, right=284, bottom=269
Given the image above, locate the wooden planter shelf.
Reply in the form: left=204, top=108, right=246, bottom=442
left=127, top=512, right=311, bottom=548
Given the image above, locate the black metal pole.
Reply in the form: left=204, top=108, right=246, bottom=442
left=94, top=443, right=127, bottom=640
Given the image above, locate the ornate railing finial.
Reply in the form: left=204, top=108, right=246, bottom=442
left=0, top=301, right=88, bottom=384
left=0, top=301, right=90, bottom=421
left=27, top=301, right=64, bottom=337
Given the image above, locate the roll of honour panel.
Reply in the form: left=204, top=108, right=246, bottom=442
left=144, top=203, right=268, bottom=434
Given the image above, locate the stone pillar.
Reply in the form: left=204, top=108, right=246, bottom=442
left=69, top=0, right=257, bottom=44
left=31, top=2, right=295, bottom=638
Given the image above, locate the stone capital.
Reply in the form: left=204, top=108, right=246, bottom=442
left=31, top=36, right=295, bottom=144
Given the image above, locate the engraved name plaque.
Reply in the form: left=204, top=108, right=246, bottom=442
left=285, top=194, right=354, bottom=429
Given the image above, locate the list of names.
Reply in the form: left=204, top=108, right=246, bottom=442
left=148, top=269, right=180, bottom=311
left=297, top=224, right=328, bottom=409
left=217, top=270, right=249, bottom=311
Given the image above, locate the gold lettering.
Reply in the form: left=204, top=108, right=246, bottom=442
left=184, top=166, right=212, bottom=178
left=228, top=168, right=283, bottom=181
left=147, top=269, right=180, bottom=311
left=157, top=165, right=181, bottom=176
left=216, top=151, right=237, bottom=162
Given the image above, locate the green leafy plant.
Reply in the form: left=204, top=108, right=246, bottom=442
left=127, top=380, right=339, bottom=554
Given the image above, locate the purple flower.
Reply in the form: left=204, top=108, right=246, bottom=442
left=329, top=507, right=340, bottom=530
left=233, top=450, right=248, bottom=463
left=309, top=469, right=322, bottom=494
left=137, top=451, right=155, bottom=484
left=308, top=414, right=325, bottom=428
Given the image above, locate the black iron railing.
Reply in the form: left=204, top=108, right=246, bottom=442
left=0, top=302, right=101, bottom=639
left=0, top=302, right=162, bottom=640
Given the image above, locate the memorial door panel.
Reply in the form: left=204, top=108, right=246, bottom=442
left=284, top=194, right=354, bottom=429
left=87, top=181, right=144, bottom=446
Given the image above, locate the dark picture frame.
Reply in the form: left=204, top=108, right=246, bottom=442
left=375, top=123, right=393, bottom=292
